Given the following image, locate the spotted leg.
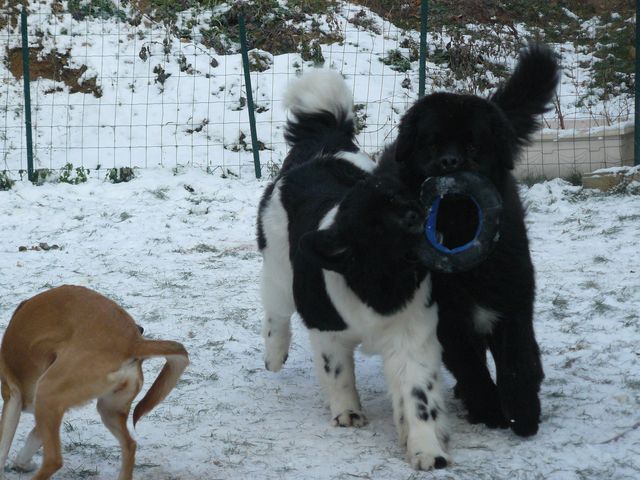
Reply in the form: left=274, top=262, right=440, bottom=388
left=382, top=314, right=451, bottom=470
left=308, top=330, right=367, bottom=427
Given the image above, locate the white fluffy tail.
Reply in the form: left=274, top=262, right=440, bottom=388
left=284, top=69, right=353, bottom=121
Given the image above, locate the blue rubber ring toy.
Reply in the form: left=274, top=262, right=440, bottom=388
left=419, top=171, right=502, bottom=273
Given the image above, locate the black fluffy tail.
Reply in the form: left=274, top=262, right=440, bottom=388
left=282, top=70, right=357, bottom=171
left=490, top=43, right=561, bottom=145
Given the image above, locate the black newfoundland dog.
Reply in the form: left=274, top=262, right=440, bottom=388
left=378, top=43, right=560, bottom=436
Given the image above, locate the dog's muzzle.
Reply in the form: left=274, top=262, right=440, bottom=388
left=418, top=171, right=502, bottom=273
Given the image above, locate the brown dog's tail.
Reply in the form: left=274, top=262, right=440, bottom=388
left=132, top=339, right=189, bottom=426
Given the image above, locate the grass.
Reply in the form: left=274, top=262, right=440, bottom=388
left=380, top=49, right=412, bottom=72
left=592, top=298, right=613, bottom=314
left=617, top=214, right=640, bottom=222
left=354, top=0, right=633, bottom=99
left=67, top=0, right=126, bottom=21
left=148, top=187, right=170, bottom=200
left=519, top=174, right=550, bottom=187
left=28, top=0, right=634, bottom=107
left=580, top=280, right=599, bottom=290
left=106, top=167, right=135, bottom=183
left=0, top=170, right=15, bottom=190
left=59, top=163, right=90, bottom=185
left=563, top=171, right=583, bottom=187
left=349, top=8, right=381, bottom=34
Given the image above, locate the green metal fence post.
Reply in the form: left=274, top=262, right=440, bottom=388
left=21, top=6, right=34, bottom=181
left=238, top=14, right=262, bottom=179
left=635, top=0, right=639, bottom=165
left=418, top=0, right=429, bottom=98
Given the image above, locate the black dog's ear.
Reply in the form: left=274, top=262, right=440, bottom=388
left=490, top=43, right=560, bottom=146
left=299, top=229, right=351, bottom=274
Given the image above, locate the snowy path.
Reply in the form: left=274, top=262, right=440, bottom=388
left=0, top=170, right=639, bottom=479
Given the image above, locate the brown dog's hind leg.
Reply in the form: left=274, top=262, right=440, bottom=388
left=97, top=362, right=143, bottom=480
left=32, top=400, right=64, bottom=480
left=32, top=356, right=121, bottom=480
left=0, top=386, right=22, bottom=474
left=13, top=427, right=41, bottom=472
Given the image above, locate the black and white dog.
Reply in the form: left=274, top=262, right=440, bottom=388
left=377, top=44, right=560, bottom=437
left=257, top=70, right=450, bottom=470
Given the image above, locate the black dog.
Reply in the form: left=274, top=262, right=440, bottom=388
left=257, top=70, right=451, bottom=469
left=377, top=44, right=560, bottom=436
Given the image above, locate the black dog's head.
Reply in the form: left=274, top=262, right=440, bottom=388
left=394, top=44, right=560, bottom=190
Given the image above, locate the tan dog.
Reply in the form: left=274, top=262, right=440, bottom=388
left=0, top=285, right=189, bottom=480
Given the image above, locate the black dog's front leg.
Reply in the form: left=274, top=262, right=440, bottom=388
left=489, top=312, right=544, bottom=437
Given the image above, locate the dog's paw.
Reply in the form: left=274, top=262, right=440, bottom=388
left=507, top=410, right=540, bottom=437
left=458, top=382, right=508, bottom=429
left=332, top=409, right=368, bottom=428
left=499, top=384, right=541, bottom=436
left=467, top=404, right=508, bottom=429
left=263, top=333, right=290, bottom=372
left=407, top=431, right=450, bottom=471
left=264, top=350, right=288, bottom=372
left=12, top=459, right=38, bottom=472
left=407, top=450, right=451, bottom=471
left=262, top=324, right=291, bottom=372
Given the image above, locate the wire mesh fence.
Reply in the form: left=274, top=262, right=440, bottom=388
left=0, top=0, right=636, bottom=181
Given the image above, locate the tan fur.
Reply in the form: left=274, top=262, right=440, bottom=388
left=0, top=285, right=189, bottom=480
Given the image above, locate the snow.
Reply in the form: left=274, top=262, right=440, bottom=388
left=1, top=169, right=639, bottom=479
left=591, top=165, right=640, bottom=175
left=0, top=1, right=633, bottom=175
left=0, top=1, right=638, bottom=478
left=1, top=1, right=426, bottom=174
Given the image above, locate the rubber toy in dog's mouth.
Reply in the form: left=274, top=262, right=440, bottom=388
left=419, top=171, right=503, bottom=273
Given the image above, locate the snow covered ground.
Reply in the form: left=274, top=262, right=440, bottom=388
left=1, top=169, right=639, bottom=479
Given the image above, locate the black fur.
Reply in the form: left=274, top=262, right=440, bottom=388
left=282, top=110, right=358, bottom=172
left=286, top=160, right=430, bottom=329
left=258, top=95, right=430, bottom=333
left=256, top=181, right=275, bottom=250
left=378, top=44, right=560, bottom=437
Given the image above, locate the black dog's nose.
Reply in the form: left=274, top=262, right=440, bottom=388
left=439, top=155, right=464, bottom=172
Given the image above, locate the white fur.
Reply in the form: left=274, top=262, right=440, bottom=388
left=320, top=271, right=450, bottom=467
left=260, top=180, right=295, bottom=372
left=334, top=151, right=375, bottom=173
left=318, top=205, right=339, bottom=230
left=259, top=159, right=450, bottom=469
left=106, top=359, right=140, bottom=384
left=316, top=209, right=449, bottom=468
left=473, top=305, right=500, bottom=334
left=307, top=330, right=366, bottom=427
left=284, top=69, right=354, bottom=122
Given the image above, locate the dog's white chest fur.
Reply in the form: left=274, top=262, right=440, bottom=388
left=323, top=270, right=437, bottom=354
left=316, top=206, right=439, bottom=353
